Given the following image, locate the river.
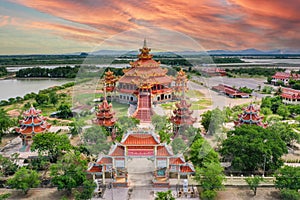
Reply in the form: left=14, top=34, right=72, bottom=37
left=0, top=79, right=72, bottom=100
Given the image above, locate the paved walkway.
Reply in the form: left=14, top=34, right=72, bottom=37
left=127, top=158, right=155, bottom=200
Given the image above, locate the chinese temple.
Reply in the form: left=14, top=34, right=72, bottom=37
left=103, top=69, right=118, bottom=93
left=87, top=128, right=195, bottom=187
left=15, top=105, right=51, bottom=146
left=234, top=104, right=268, bottom=128
left=174, top=69, right=188, bottom=96
left=93, top=91, right=117, bottom=139
left=170, top=99, right=197, bottom=136
left=117, top=39, right=174, bottom=122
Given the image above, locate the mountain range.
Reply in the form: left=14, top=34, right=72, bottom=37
left=85, top=48, right=300, bottom=56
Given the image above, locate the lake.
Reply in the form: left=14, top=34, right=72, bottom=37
left=0, top=79, right=72, bottom=100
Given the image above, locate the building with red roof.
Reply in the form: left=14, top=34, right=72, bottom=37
left=170, top=99, right=197, bottom=137
left=117, top=40, right=174, bottom=122
left=15, top=105, right=51, bottom=146
left=93, top=90, right=117, bottom=139
left=281, top=87, right=300, bottom=105
left=271, top=71, right=300, bottom=86
left=234, top=104, right=267, bottom=128
left=87, top=128, right=195, bottom=187
left=212, top=84, right=250, bottom=98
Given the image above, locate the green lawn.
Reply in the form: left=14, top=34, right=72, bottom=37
left=111, top=101, right=129, bottom=117
left=161, top=98, right=212, bottom=111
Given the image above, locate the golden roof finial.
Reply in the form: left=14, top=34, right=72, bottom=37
left=143, top=38, right=147, bottom=48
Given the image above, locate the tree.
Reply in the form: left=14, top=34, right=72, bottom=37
left=49, top=92, right=58, bottom=105
left=220, top=125, right=287, bottom=174
left=0, top=109, right=13, bottom=143
left=171, top=138, right=187, bottom=154
left=268, top=122, right=300, bottom=146
left=189, top=135, right=219, bottom=168
left=152, top=115, right=169, bottom=132
left=194, top=162, right=225, bottom=200
left=31, top=132, right=72, bottom=163
left=279, top=189, right=300, bottom=200
left=35, top=93, right=49, bottom=105
left=277, top=104, right=290, bottom=120
left=158, top=129, right=172, bottom=144
left=155, top=190, right=175, bottom=200
left=75, top=180, right=96, bottom=200
left=0, top=155, right=18, bottom=176
left=275, top=166, right=300, bottom=191
left=82, top=126, right=111, bottom=155
left=245, top=176, right=264, bottom=196
left=201, top=108, right=224, bottom=135
left=57, top=104, right=73, bottom=119
left=201, top=110, right=211, bottom=132
left=7, top=167, right=40, bottom=194
left=50, top=151, right=88, bottom=194
left=275, top=166, right=300, bottom=200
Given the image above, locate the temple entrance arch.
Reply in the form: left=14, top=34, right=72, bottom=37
left=127, top=158, right=154, bottom=187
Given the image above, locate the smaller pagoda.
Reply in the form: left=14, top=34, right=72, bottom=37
left=104, top=69, right=118, bottom=93
left=174, top=69, right=188, bottom=95
left=170, top=100, right=197, bottom=137
left=234, top=104, right=268, bottom=128
left=15, top=105, right=51, bottom=146
left=94, top=87, right=117, bottom=139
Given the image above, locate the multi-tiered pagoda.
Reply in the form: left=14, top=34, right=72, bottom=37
left=15, top=105, right=51, bottom=146
left=170, top=99, right=196, bottom=136
left=117, top=39, right=173, bottom=122
left=94, top=94, right=117, bottom=139
left=104, top=69, right=118, bottom=93
left=234, top=104, right=268, bottom=128
left=174, top=69, right=188, bottom=95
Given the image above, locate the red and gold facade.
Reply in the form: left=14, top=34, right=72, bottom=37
left=174, top=69, right=188, bottom=95
left=234, top=104, right=268, bottom=128
left=15, top=105, right=51, bottom=146
left=93, top=97, right=117, bottom=138
left=170, top=99, right=197, bottom=136
left=117, top=40, right=173, bottom=122
left=104, top=69, right=118, bottom=92
left=87, top=129, right=195, bottom=187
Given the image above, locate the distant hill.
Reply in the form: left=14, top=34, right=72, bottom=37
left=69, top=48, right=300, bottom=56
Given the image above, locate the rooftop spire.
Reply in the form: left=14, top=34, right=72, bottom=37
left=143, top=38, right=147, bottom=48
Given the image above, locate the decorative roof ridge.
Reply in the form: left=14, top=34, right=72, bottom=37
left=96, top=155, right=112, bottom=164
left=108, top=143, right=124, bottom=156
left=158, top=143, right=174, bottom=156
left=170, top=154, right=186, bottom=163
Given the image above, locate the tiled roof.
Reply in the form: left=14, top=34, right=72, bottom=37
left=121, top=133, right=160, bottom=145
left=109, top=145, right=125, bottom=156
left=157, top=145, right=173, bottom=157
left=97, top=157, right=113, bottom=165
left=169, top=156, right=185, bottom=165
left=87, top=165, right=102, bottom=173
left=180, top=163, right=195, bottom=173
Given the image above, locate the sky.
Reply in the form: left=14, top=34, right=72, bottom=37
left=0, top=0, right=300, bottom=54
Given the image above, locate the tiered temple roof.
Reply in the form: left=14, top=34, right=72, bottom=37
left=174, top=69, right=188, bottom=94
left=104, top=69, right=118, bottom=92
left=15, top=105, right=51, bottom=144
left=234, top=104, right=268, bottom=128
left=118, top=39, right=173, bottom=88
left=94, top=97, right=116, bottom=127
left=170, top=99, right=196, bottom=126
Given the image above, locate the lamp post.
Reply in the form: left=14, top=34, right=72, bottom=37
left=263, top=154, right=266, bottom=177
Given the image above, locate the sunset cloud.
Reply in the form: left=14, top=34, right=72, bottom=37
left=1, top=0, right=300, bottom=54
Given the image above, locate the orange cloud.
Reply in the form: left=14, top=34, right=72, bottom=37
left=7, top=0, right=300, bottom=51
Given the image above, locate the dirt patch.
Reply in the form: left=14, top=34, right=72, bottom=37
left=216, top=187, right=280, bottom=200
left=0, top=188, right=73, bottom=200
